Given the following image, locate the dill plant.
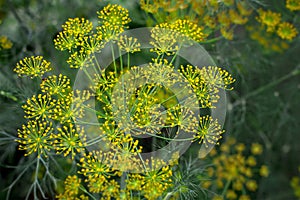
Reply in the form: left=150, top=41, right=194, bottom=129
left=7, top=3, right=236, bottom=200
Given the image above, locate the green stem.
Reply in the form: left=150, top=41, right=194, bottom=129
left=233, top=67, right=300, bottom=107
left=163, top=192, right=173, bottom=200
left=200, top=36, right=223, bottom=44
left=221, top=179, right=231, bottom=197
left=245, top=68, right=300, bottom=99
left=80, top=185, right=97, bottom=200
left=111, top=43, right=118, bottom=73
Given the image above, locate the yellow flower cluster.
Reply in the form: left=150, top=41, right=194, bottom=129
left=170, top=19, right=205, bottom=42
left=22, top=94, right=57, bottom=120
left=247, top=25, right=289, bottom=53
left=97, top=4, right=131, bottom=29
left=16, top=120, right=53, bottom=158
left=201, top=138, right=269, bottom=199
left=140, top=0, right=253, bottom=41
left=194, top=115, right=224, bottom=147
left=149, top=25, right=179, bottom=56
left=277, top=22, right=298, bottom=41
left=14, top=56, right=52, bottom=79
left=56, top=175, right=88, bottom=200
left=14, top=4, right=237, bottom=199
left=286, top=0, right=300, bottom=11
left=0, top=35, right=13, bottom=49
left=256, top=9, right=298, bottom=41
left=53, top=123, right=86, bottom=159
left=256, top=9, right=282, bottom=32
left=75, top=148, right=174, bottom=199
left=97, top=4, right=131, bottom=42
left=118, top=35, right=141, bottom=53
left=40, top=74, right=71, bottom=97
left=179, top=65, right=235, bottom=108
left=54, top=18, right=93, bottom=52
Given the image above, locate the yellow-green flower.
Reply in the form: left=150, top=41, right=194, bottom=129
left=40, top=74, right=71, bottom=97
left=200, top=66, right=236, bottom=90
left=16, top=120, right=53, bottom=157
left=67, top=48, right=93, bottom=69
left=56, top=175, right=87, bottom=200
left=126, top=174, right=145, bottom=191
left=22, top=94, right=56, bottom=119
left=78, top=151, right=115, bottom=180
left=251, top=143, right=263, bottom=155
left=194, top=115, right=224, bottom=147
left=142, top=160, right=173, bottom=199
left=203, top=138, right=268, bottom=199
left=256, top=9, right=281, bottom=32
left=97, top=4, right=131, bottom=29
left=101, top=179, right=120, bottom=199
left=260, top=165, right=269, bottom=177
left=170, top=19, right=205, bottom=42
left=14, top=56, right=52, bottom=79
left=150, top=25, right=179, bottom=56
left=277, top=22, right=298, bottom=40
left=53, top=123, right=86, bottom=159
left=118, top=35, right=141, bottom=53
left=286, top=0, right=300, bottom=11
left=54, top=18, right=93, bottom=52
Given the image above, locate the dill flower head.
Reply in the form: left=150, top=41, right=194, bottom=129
left=87, top=175, right=107, bottom=193
left=126, top=173, right=145, bottom=191
left=251, top=143, right=263, bottom=155
left=142, top=159, right=173, bottom=199
left=229, top=10, right=248, bottom=25
left=67, top=48, right=93, bottom=69
left=200, top=66, right=235, bottom=90
left=14, top=56, right=52, bottom=79
left=63, top=18, right=93, bottom=36
left=54, top=18, right=93, bottom=52
left=40, top=74, right=71, bottom=97
left=170, top=19, right=205, bottom=42
left=78, top=151, right=115, bottom=180
left=286, top=0, right=300, bottom=11
left=194, top=115, right=224, bottom=147
left=56, top=175, right=88, bottom=200
left=62, top=175, right=81, bottom=196
left=22, top=94, right=56, bottom=120
left=179, top=65, right=219, bottom=108
left=150, top=25, right=179, bottom=56
left=276, top=22, right=298, bottom=41
left=50, top=90, right=89, bottom=123
left=118, top=35, right=141, bottom=53
left=256, top=9, right=281, bottom=32
left=202, top=138, right=268, bottom=199
left=16, top=120, right=53, bottom=158
left=101, top=179, right=120, bottom=199
left=53, top=123, right=86, bottom=159
left=110, top=135, right=143, bottom=172
left=97, top=4, right=131, bottom=28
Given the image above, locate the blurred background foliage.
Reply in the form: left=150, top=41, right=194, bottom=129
left=0, top=0, right=299, bottom=199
